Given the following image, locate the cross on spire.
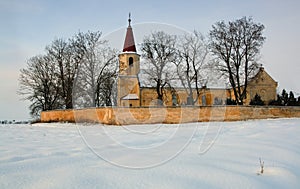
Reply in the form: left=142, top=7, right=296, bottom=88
left=128, top=12, right=131, bottom=26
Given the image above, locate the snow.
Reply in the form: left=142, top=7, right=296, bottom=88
left=1, top=118, right=300, bottom=189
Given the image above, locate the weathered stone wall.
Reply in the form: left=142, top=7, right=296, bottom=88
left=40, top=106, right=300, bottom=125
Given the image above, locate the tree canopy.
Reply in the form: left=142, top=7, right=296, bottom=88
left=19, top=31, right=117, bottom=117
left=209, top=16, right=266, bottom=105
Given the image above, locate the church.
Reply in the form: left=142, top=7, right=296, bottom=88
left=117, top=16, right=278, bottom=107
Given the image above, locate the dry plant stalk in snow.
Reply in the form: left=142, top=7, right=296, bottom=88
left=259, top=158, right=264, bottom=174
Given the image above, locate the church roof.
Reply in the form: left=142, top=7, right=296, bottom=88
left=122, top=14, right=137, bottom=52
left=248, top=67, right=277, bottom=86
left=121, top=94, right=139, bottom=100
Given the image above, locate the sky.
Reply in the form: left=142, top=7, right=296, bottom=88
left=1, top=0, right=300, bottom=120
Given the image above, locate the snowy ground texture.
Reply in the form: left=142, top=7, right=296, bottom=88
left=1, top=118, right=300, bottom=189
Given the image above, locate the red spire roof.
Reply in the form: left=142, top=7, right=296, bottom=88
left=122, top=14, right=136, bottom=52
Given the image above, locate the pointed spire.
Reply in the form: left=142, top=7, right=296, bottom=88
left=123, top=13, right=136, bottom=52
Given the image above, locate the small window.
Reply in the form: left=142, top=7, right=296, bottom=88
left=202, top=95, right=206, bottom=106
left=129, top=57, right=133, bottom=66
left=130, top=103, right=133, bottom=107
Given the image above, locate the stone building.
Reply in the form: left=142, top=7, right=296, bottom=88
left=243, top=67, right=278, bottom=104
left=117, top=16, right=278, bottom=107
left=196, top=68, right=278, bottom=106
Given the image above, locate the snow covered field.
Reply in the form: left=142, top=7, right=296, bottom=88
left=1, top=118, right=300, bottom=189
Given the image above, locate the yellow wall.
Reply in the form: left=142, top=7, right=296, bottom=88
left=120, top=99, right=140, bottom=107
left=139, top=87, right=232, bottom=106
left=41, top=106, right=300, bottom=125
left=140, top=87, right=203, bottom=106
left=198, top=88, right=230, bottom=105
left=138, top=68, right=278, bottom=106
left=117, top=76, right=140, bottom=106
left=118, top=53, right=140, bottom=76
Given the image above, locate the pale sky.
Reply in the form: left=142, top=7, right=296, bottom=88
left=1, top=0, right=300, bottom=120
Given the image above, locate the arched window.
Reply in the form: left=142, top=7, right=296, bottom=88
left=129, top=57, right=133, bottom=66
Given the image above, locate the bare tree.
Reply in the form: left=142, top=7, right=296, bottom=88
left=209, top=17, right=265, bottom=105
left=19, top=55, right=62, bottom=117
left=19, top=30, right=118, bottom=116
left=175, top=30, right=209, bottom=105
left=94, top=48, right=118, bottom=107
left=73, top=31, right=118, bottom=108
left=46, top=36, right=85, bottom=109
left=141, top=31, right=177, bottom=105
left=95, top=70, right=117, bottom=106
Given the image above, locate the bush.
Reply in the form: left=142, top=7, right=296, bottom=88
left=226, top=98, right=237, bottom=105
left=269, top=99, right=281, bottom=106
left=269, top=90, right=300, bottom=106
left=250, top=94, right=265, bottom=106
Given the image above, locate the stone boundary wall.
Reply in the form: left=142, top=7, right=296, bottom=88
left=40, top=106, right=300, bottom=125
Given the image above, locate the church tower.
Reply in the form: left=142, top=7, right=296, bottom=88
left=117, top=14, right=141, bottom=107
